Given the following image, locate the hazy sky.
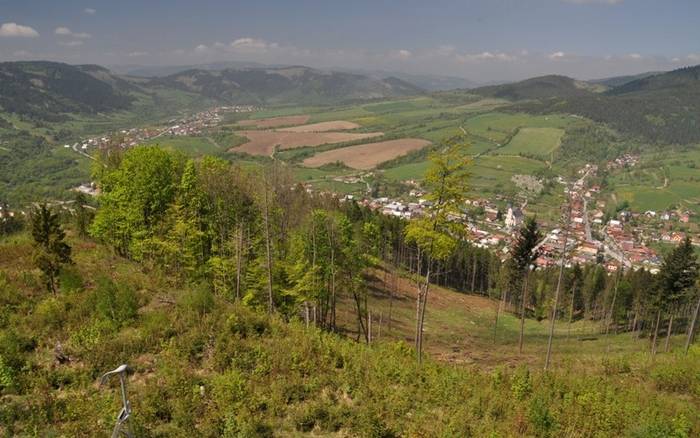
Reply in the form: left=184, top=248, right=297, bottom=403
left=1, top=0, right=699, bottom=82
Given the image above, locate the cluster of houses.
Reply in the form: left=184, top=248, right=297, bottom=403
left=607, top=154, right=640, bottom=170
left=64, top=105, right=256, bottom=153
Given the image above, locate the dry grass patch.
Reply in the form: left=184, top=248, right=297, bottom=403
left=237, top=115, right=310, bottom=128
left=303, top=138, right=430, bottom=170
left=233, top=130, right=383, bottom=156
left=278, top=120, right=361, bottom=132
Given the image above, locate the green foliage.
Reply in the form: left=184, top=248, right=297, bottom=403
left=510, top=366, right=533, bottom=400
left=30, top=203, right=72, bottom=293
left=93, top=276, right=139, bottom=325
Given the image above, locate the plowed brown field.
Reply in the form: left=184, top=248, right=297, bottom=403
left=302, top=138, right=430, bottom=169
left=233, top=130, right=383, bottom=156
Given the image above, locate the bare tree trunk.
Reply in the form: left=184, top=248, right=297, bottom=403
left=544, top=199, right=572, bottom=371
left=262, top=180, right=275, bottom=314
left=605, top=271, right=621, bottom=336
left=414, top=248, right=422, bottom=351
left=651, top=310, right=662, bottom=355
left=471, top=254, right=477, bottom=293
left=304, top=302, right=310, bottom=328
left=664, top=313, right=675, bottom=352
left=685, top=294, right=700, bottom=354
left=630, top=310, right=638, bottom=339
left=417, top=263, right=432, bottom=364
left=328, top=224, right=336, bottom=332
left=367, top=309, right=372, bottom=344
left=518, top=270, right=531, bottom=354
left=235, top=225, right=243, bottom=301
left=568, top=284, right=577, bottom=339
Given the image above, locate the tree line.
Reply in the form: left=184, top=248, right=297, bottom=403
left=19, top=140, right=700, bottom=362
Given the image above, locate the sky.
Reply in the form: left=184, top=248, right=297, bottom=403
left=1, top=0, right=699, bottom=82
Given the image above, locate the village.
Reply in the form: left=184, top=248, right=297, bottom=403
left=17, top=106, right=695, bottom=276
left=331, top=159, right=697, bottom=274
left=62, top=105, right=257, bottom=156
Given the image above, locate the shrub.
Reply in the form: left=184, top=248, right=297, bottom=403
left=511, top=366, right=533, bottom=400
left=93, top=277, right=139, bottom=325
left=602, top=356, right=631, bottom=375
left=528, top=396, right=557, bottom=437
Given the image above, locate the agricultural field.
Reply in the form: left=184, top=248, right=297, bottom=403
left=606, top=148, right=700, bottom=214
left=278, top=120, right=361, bottom=132
left=496, top=127, right=565, bottom=160
left=237, top=114, right=310, bottom=128
left=303, top=139, right=431, bottom=170
left=233, top=130, right=383, bottom=156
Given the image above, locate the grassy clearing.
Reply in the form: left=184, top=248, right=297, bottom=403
left=607, top=147, right=700, bottom=213
left=497, top=127, right=565, bottom=159
left=1, top=234, right=698, bottom=436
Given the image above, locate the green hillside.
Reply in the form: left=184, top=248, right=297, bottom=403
left=1, top=230, right=699, bottom=437
left=148, top=66, right=424, bottom=105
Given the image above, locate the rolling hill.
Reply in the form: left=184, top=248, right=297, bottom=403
left=503, top=65, right=700, bottom=144
left=147, top=66, right=424, bottom=105
left=0, top=61, right=136, bottom=122
left=471, top=75, right=602, bottom=101
left=589, top=71, right=664, bottom=88
left=0, top=61, right=424, bottom=126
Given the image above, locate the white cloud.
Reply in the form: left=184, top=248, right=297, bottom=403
left=55, top=27, right=91, bottom=39
left=625, top=53, right=642, bottom=60
left=194, top=44, right=210, bottom=54
left=394, top=49, right=412, bottom=59
left=59, top=40, right=84, bottom=47
left=84, top=8, right=97, bottom=15
left=0, top=22, right=39, bottom=38
left=127, top=51, right=148, bottom=57
left=549, top=51, right=566, bottom=60
left=687, top=54, right=700, bottom=62
left=457, top=51, right=517, bottom=63
left=230, top=37, right=279, bottom=53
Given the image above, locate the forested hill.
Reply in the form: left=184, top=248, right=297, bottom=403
left=0, top=61, right=424, bottom=125
left=471, top=75, right=601, bottom=101
left=502, top=65, right=700, bottom=144
left=147, top=66, right=424, bottom=105
left=0, top=61, right=135, bottom=121
left=589, top=71, right=664, bottom=88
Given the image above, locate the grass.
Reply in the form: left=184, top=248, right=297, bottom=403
left=497, top=127, right=565, bottom=160
left=1, top=233, right=699, bottom=436
left=607, top=147, right=700, bottom=214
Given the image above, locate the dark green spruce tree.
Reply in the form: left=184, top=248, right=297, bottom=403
left=31, top=204, right=72, bottom=294
left=652, top=237, right=698, bottom=354
left=512, top=216, right=542, bottom=354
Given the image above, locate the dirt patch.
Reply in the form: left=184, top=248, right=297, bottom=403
left=303, top=138, right=431, bottom=170
left=238, top=115, right=310, bottom=128
left=278, top=121, right=361, bottom=132
left=233, top=130, right=383, bottom=156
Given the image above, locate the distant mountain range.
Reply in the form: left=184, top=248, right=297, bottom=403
left=483, top=65, right=700, bottom=144
left=147, top=66, right=424, bottom=104
left=113, top=62, right=479, bottom=91
left=0, top=62, right=136, bottom=122
left=2, top=60, right=700, bottom=145
left=0, top=61, right=425, bottom=124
